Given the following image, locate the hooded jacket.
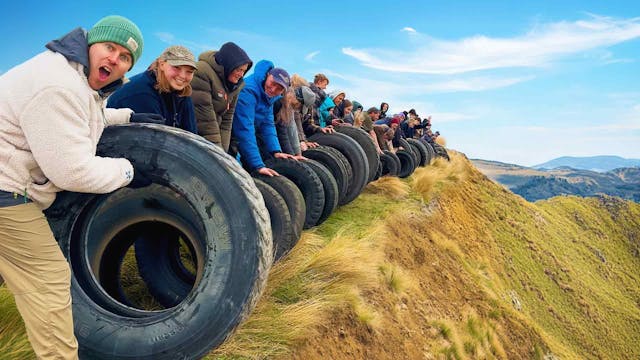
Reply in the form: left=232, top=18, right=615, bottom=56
left=231, top=60, right=282, bottom=171
left=0, top=28, right=133, bottom=209
left=107, top=70, right=197, bottom=134
left=192, top=44, right=252, bottom=151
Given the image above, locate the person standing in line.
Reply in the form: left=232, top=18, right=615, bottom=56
left=0, top=15, right=146, bottom=359
left=107, top=45, right=198, bottom=133
left=191, top=42, right=252, bottom=152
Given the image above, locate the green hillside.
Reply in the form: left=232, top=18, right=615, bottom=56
left=1, top=152, right=639, bottom=359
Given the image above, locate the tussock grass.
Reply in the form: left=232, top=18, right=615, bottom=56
left=0, top=289, right=33, bottom=359
left=364, top=176, right=410, bottom=200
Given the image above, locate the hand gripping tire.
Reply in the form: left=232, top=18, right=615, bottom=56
left=334, top=126, right=379, bottom=183
left=264, top=158, right=325, bottom=229
left=308, top=132, right=368, bottom=205
left=302, top=145, right=352, bottom=205
left=396, top=149, right=417, bottom=178
left=44, top=124, right=272, bottom=359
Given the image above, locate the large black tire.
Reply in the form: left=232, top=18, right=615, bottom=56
left=398, top=138, right=419, bottom=167
left=254, top=179, right=294, bottom=261
left=44, top=124, right=272, bottom=359
left=406, top=138, right=429, bottom=167
left=372, top=160, right=383, bottom=181
left=334, top=126, right=379, bottom=183
left=420, top=139, right=436, bottom=163
left=253, top=174, right=305, bottom=253
left=302, top=145, right=351, bottom=205
left=432, top=143, right=451, bottom=161
left=380, top=150, right=400, bottom=177
left=303, top=159, right=339, bottom=226
left=264, top=158, right=325, bottom=229
left=396, top=149, right=417, bottom=178
left=308, top=132, right=368, bottom=205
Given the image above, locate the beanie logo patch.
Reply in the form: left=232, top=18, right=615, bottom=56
left=127, top=37, right=139, bottom=52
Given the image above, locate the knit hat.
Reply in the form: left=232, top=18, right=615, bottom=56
left=87, top=15, right=143, bottom=66
left=390, top=117, right=401, bottom=126
left=160, top=45, right=196, bottom=68
left=296, top=86, right=317, bottom=115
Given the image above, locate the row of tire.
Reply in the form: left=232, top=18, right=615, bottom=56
left=37, top=123, right=447, bottom=359
left=255, top=126, right=449, bottom=261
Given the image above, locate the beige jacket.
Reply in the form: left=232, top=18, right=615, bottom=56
left=0, top=50, right=134, bottom=209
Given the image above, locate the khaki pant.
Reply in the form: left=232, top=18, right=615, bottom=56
left=0, top=203, right=78, bottom=359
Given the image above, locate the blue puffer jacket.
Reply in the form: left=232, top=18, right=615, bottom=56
left=232, top=60, right=282, bottom=171
left=107, top=70, right=197, bottom=133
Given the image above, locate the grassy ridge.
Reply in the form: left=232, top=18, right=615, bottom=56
left=1, top=152, right=639, bottom=359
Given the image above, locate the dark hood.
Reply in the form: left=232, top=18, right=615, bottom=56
left=214, top=42, right=252, bottom=92
left=45, top=27, right=123, bottom=96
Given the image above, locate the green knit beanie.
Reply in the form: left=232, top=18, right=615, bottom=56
left=87, top=15, right=143, bottom=66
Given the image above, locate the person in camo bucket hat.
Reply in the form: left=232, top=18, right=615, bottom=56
left=108, top=45, right=199, bottom=133
left=0, top=15, right=145, bottom=359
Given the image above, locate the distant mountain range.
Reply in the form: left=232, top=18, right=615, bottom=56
left=534, top=155, right=640, bottom=172
left=472, top=157, right=640, bottom=202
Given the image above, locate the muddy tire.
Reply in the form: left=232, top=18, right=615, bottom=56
left=264, top=158, right=325, bottom=229
left=44, top=124, right=272, bottom=359
left=308, top=132, right=368, bottom=205
left=334, top=126, right=379, bottom=183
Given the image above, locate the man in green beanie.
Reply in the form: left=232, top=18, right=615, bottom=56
left=0, top=15, right=144, bottom=359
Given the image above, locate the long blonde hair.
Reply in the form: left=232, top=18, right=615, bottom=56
left=148, top=59, right=192, bottom=97
left=276, top=89, right=300, bottom=125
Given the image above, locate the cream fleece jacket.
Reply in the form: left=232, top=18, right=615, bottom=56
left=0, top=50, right=134, bottom=209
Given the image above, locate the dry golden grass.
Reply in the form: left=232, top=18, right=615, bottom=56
left=364, top=175, right=410, bottom=200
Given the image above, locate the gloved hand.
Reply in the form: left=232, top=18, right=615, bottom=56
left=130, top=113, right=166, bottom=125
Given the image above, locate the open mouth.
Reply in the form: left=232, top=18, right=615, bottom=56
left=99, top=66, right=112, bottom=81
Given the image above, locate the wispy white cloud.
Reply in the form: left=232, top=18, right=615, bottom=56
left=402, top=27, right=416, bottom=33
left=342, top=15, right=640, bottom=74
left=305, top=51, right=320, bottom=61
left=155, top=32, right=176, bottom=43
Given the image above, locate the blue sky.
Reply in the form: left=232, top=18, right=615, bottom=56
left=2, top=1, right=639, bottom=166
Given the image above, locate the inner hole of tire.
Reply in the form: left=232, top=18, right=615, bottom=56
left=99, top=221, right=198, bottom=311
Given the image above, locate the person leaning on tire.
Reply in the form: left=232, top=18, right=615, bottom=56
left=191, top=42, right=253, bottom=152
left=0, top=15, right=145, bottom=359
left=230, top=60, right=297, bottom=177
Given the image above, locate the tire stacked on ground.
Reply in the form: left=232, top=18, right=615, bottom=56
left=432, top=142, right=451, bottom=161
left=302, top=145, right=352, bottom=205
left=253, top=179, right=294, bottom=261
left=334, top=126, right=379, bottom=183
left=302, top=159, right=339, bottom=226
left=264, top=158, right=325, bottom=229
left=396, top=149, right=417, bottom=178
left=308, top=132, right=369, bottom=205
left=406, top=138, right=430, bottom=166
left=253, top=174, right=306, bottom=257
left=380, top=150, right=400, bottom=176
left=44, top=124, right=272, bottom=359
